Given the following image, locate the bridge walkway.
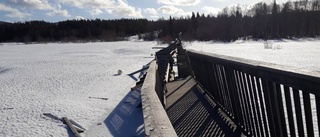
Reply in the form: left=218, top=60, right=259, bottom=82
left=165, top=76, right=244, bottom=136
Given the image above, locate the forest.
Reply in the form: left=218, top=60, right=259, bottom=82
left=0, top=0, right=319, bottom=43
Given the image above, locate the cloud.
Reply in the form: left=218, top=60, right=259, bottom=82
left=6, top=0, right=70, bottom=17
left=201, top=6, right=221, bottom=16
left=58, top=0, right=114, bottom=17
left=59, top=0, right=143, bottom=18
left=90, top=9, right=103, bottom=16
left=158, top=5, right=191, bottom=17
left=0, top=3, right=31, bottom=18
left=157, top=0, right=201, bottom=6
left=144, top=8, right=158, bottom=15
left=150, top=15, right=159, bottom=19
left=7, top=0, right=53, bottom=10
left=47, top=9, right=70, bottom=17
left=58, top=0, right=115, bottom=9
left=109, top=0, right=143, bottom=18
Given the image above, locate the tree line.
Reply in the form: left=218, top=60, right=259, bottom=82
left=0, top=19, right=149, bottom=42
left=159, top=0, right=320, bottom=42
left=0, top=0, right=319, bottom=43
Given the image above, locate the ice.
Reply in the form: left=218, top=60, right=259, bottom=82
left=0, top=41, right=158, bottom=137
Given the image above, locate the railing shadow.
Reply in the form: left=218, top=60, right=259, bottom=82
left=65, top=127, right=76, bottom=137
left=166, top=82, right=239, bottom=136
left=104, top=89, right=145, bottom=137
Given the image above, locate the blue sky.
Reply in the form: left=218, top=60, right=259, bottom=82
left=0, top=0, right=288, bottom=22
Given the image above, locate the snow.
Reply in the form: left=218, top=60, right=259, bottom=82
left=0, top=41, right=159, bottom=137
left=186, top=38, right=320, bottom=72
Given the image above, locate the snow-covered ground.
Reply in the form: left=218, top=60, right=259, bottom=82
left=0, top=41, right=159, bottom=137
left=186, top=38, right=320, bottom=72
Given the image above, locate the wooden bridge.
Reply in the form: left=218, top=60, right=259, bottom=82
left=140, top=40, right=320, bottom=137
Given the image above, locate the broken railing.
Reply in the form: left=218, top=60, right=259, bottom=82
left=140, top=43, right=177, bottom=136
left=187, top=49, right=320, bottom=137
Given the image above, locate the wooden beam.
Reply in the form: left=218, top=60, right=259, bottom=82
left=62, top=117, right=81, bottom=137
left=43, top=113, right=85, bottom=133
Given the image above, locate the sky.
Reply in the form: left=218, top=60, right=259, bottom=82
left=0, top=0, right=289, bottom=22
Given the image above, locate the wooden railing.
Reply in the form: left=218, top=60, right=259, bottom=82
left=140, top=43, right=177, bottom=137
left=187, top=49, right=320, bottom=137
left=154, top=43, right=176, bottom=106
left=141, top=60, right=177, bottom=137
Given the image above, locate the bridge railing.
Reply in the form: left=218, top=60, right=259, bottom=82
left=140, top=43, right=177, bottom=137
left=187, top=49, right=320, bottom=137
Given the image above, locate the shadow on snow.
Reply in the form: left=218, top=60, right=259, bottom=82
left=104, top=89, right=145, bottom=137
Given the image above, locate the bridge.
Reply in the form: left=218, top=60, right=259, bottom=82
left=140, top=40, right=320, bottom=137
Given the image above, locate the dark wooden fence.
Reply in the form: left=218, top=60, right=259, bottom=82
left=187, top=49, right=320, bottom=137
left=154, top=43, right=176, bottom=106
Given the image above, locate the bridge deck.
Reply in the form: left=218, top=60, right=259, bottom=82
left=165, top=76, right=243, bottom=136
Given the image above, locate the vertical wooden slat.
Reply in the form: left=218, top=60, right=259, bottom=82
left=249, top=75, right=261, bottom=137
left=203, top=62, right=214, bottom=95
left=236, top=71, right=249, bottom=132
left=221, top=66, right=232, bottom=113
left=221, top=66, right=234, bottom=114
left=219, top=65, right=230, bottom=112
left=251, top=76, right=263, bottom=137
left=198, top=60, right=206, bottom=89
left=203, top=61, right=213, bottom=95
left=262, top=80, right=276, bottom=137
left=272, top=83, right=285, bottom=136
left=224, top=67, right=237, bottom=116
left=237, top=71, right=249, bottom=133
left=225, top=67, right=238, bottom=118
left=284, top=86, right=296, bottom=137
left=205, top=63, right=219, bottom=100
left=213, top=64, right=223, bottom=105
left=303, top=92, right=314, bottom=137
left=245, top=74, right=256, bottom=136
left=293, top=89, right=304, bottom=137
left=217, top=65, right=228, bottom=111
left=256, top=78, right=268, bottom=137
left=240, top=72, right=253, bottom=135
left=234, top=70, right=246, bottom=130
